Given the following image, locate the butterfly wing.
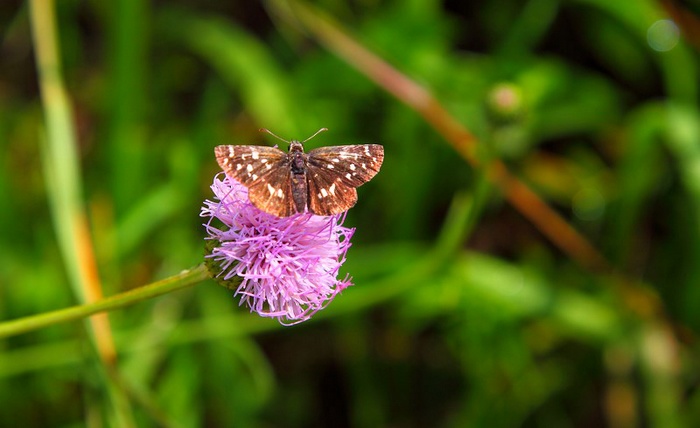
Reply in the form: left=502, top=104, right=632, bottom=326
left=305, top=144, right=384, bottom=216
left=215, top=145, right=287, bottom=186
left=307, top=144, right=384, bottom=186
left=215, top=145, right=296, bottom=217
left=306, top=165, right=358, bottom=216
left=247, top=166, right=298, bottom=217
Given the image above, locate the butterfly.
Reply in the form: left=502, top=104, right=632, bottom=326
left=215, top=128, right=384, bottom=217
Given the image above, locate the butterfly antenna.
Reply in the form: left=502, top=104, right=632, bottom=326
left=259, top=128, right=290, bottom=144
left=303, top=128, right=328, bottom=143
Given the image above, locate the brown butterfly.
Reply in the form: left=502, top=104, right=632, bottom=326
left=215, top=128, right=384, bottom=217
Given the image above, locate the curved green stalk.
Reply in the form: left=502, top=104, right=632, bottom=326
left=0, top=264, right=209, bottom=339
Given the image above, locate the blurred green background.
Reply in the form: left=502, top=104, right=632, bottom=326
left=2, top=0, right=700, bottom=426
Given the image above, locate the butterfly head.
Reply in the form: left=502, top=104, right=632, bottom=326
left=288, top=140, right=306, bottom=174
left=289, top=140, right=305, bottom=153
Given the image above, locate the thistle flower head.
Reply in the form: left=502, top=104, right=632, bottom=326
left=201, top=174, right=355, bottom=325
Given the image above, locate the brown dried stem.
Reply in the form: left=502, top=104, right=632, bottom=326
left=268, top=0, right=609, bottom=273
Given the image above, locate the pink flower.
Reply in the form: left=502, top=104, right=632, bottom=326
left=201, top=174, right=355, bottom=325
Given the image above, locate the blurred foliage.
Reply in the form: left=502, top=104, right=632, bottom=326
left=2, top=0, right=700, bottom=426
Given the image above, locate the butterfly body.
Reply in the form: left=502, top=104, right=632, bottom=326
left=215, top=137, right=384, bottom=217
left=288, top=141, right=307, bottom=214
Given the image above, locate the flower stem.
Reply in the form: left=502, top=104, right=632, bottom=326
left=0, top=264, right=209, bottom=339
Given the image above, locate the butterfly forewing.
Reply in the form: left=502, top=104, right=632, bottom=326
left=306, top=144, right=384, bottom=187
left=215, top=145, right=287, bottom=186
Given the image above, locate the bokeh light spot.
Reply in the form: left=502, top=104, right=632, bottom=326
left=647, top=19, right=680, bottom=52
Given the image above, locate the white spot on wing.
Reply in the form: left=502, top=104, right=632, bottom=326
left=349, top=164, right=356, bottom=171
left=329, top=183, right=336, bottom=195
left=252, top=151, right=259, bottom=160
left=236, top=164, right=243, bottom=170
left=276, top=189, right=284, bottom=198
left=267, top=183, right=275, bottom=196
left=320, top=188, right=328, bottom=197
left=327, top=164, right=334, bottom=169
left=246, top=164, right=253, bottom=172
left=345, top=173, right=351, bottom=180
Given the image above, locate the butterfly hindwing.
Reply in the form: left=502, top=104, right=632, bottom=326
left=306, top=164, right=358, bottom=216
left=247, top=163, right=297, bottom=217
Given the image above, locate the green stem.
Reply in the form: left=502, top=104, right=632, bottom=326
left=29, top=0, right=134, bottom=422
left=0, top=264, right=209, bottom=339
